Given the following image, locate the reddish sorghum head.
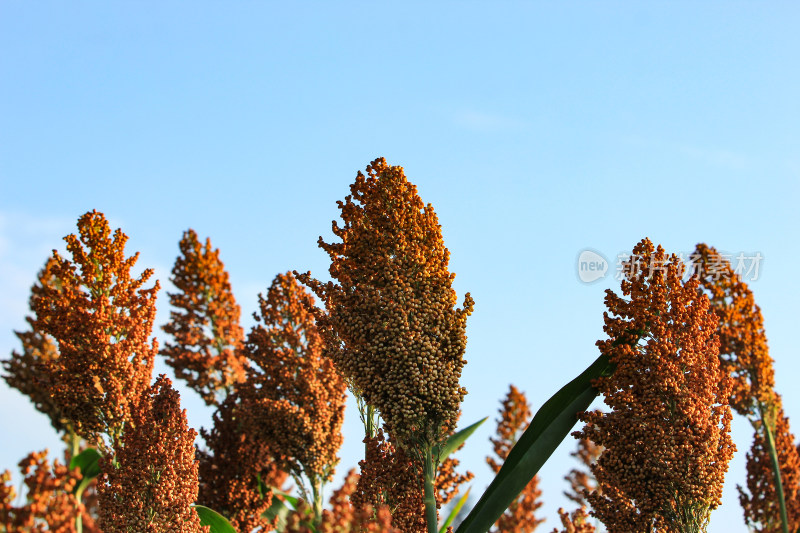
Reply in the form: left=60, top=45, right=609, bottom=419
left=552, top=507, right=596, bottom=533
left=238, top=272, right=347, bottom=492
left=0, top=450, right=99, bottom=532
left=487, top=385, right=545, bottom=532
left=564, top=430, right=604, bottom=508
left=161, top=229, right=247, bottom=406
left=298, top=157, right=474, bottom=450
left=576, top=238, right=735, bottom=532
left=3, top=257, right=68, bottom=434
left=97, top=375, right=207, bottom=533
left=31, top=210, right=158, bottom=443
left=691, top=243, right=776, bottom=416
left=197, top=393, right=288, bottom=533
left=738, top=397, right=800, bottom=532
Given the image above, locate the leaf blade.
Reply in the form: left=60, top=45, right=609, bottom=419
left=455, top=353, right=611, bottom=533
left=194, top=505, right=238, bottom=533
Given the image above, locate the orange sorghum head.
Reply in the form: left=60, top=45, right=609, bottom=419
left=3, top=257, right=68, bottom=434
left=161, top=229, right=247, bottom=406
left=353, top=427, right=428, bottom=533
left=310, top=469, right=398, bottom=533
left=298, top=157, right=474, bottom=449
left=552, top=507, right=596, bottom=533
left=576, top=238, right=735, bottom=532
left=487, top=385, right=545, bottom=532
left=197, top=393, right=288, bottom=533
left=31, top=210, right=158, bottom=442
left=0, top=449, right=99, bottom=532
left=738, top=397, right=800, bottom=532
left=564, top=430, right=604, bottom=508
left=238, top=272, right=347, bottom=486
left=97, top=375, right=207, bottom=533
left=691, top=243, right=776, bottom=416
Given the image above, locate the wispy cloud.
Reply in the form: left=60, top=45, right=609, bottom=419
left=452, top=109, right=527, bottom=133
left=621, top=134, right=750, bottom=171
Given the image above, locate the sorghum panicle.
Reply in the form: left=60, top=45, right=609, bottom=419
left=354, top=427, right=428, bottom=533
left=692, top=243, right=776, bottom=416
left=32, top=210, right=158, bottom=442
left=298, top=157, right=474, bottom=449
left=576, top=238, right=735, bottom=532
left=311, top=469, right=398, bottom=533
left=552, top=507, right=595, bottom=533
left=564, top=431, right=604, bottom=508
left=739, top=397, right=800, bottom=532
left=238, top=271, right=347, bottom=489
left=197, top=394, right=287, bottom=533
left=3, top=257, right=68, bottom=434
left=97, top=375, right=207, bottom=533
left=161, top=230, right=247, bottom=406
left=0, top=450, right=100, bottom=532
left=487, top=385, right=545, bottom=533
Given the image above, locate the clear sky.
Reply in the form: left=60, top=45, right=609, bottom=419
left=1, top=3, right=799, bottom=531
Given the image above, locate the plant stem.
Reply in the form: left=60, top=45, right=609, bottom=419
left=422, top=445, right=439, bottom=533
left=759, top=402, right=789, bottom=533
left=311, top=477, right=323, bottom=527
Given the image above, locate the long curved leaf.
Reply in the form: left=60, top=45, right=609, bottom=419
left=194, top=505, right=238, bottom=533
left=456, top=353, right=611, bottom=533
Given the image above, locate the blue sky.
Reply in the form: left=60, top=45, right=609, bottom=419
left=1, top=3, right=799, bottom=530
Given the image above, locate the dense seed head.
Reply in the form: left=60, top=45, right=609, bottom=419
left=691, top=243, right=776, bottom=416
left=738, top=397, right=800, bottom=532
left=553, top=507, right=596, bottom=533
left=576, top=238, right=735, bottom=532
left=297, top=157, right=474, bottom=449
left=239, top=272, right=347, bottom=486
left=31, top=210, right=158, bottom=442
left=3, top=257, right=69, bottom=434
left=0, top=450, right=99, bottom=532
left=487, top=385, right=545, bottom=532
left=161, top=229, right=247, bottom=406
left=97, top=376, right=207, bottom=533
left=564, top=431, right=604, bottom=508
left=197, top=392, right=287, bottom=533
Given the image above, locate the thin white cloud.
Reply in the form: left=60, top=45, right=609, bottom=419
left=453, top=110, right=527, bottom=133
left=621, top=134, right=750, bottom=171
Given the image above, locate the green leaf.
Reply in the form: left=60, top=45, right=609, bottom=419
left=262, top=496, right=291, bottom=532
left=439, top=487, right=471, bottom=533
left=436, top=417, right=488, bottom=461
left=194, top=505, right=238, bottom=533
left=69, top=448, right=102, bottom=499
left=456, top=353, right=611, bottom=533
left=69, top=448, right=101, bottom=478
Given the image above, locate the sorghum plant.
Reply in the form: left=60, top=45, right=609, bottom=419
left=161, top=229, right=248, bottom=406
left=0, top=450, right=100, bottom=532
left=97, top=375, right=207, bottom=533
left=739, top=398, right=800, bottom=532
left=487, top=385, right=544, bottom=532
left=30, top=210, right=159, bottom=445
left=238, top=272, right=347, bottom=523
left=3, top=258, right=70, bottom=438
left=563, top=432, right=603, bottom=508
left=298, top=157, right=474, bottom=532
left=691, top=243, right=775, bottom=416
left=693, top=243, right=800, bottom=532
left=576, top=238, right=735, bottom=532
left=197, top=393, right=288, bottom=533
left=553, top=507, right=595, bottom=533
